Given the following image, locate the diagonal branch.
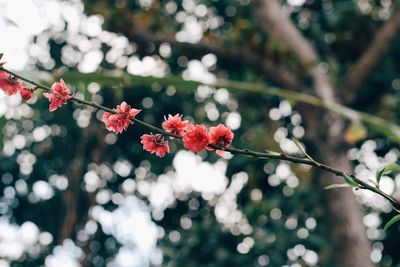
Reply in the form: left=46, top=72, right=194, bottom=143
left=127, top=30, right=299, bottom=90
left=2, top=66, right=400, bottom=211
left=56, top=70, right=400, bottom=145
left=342, top=9, right=400, bottom=104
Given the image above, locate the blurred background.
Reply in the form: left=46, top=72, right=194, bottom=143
left=0, top=0, right=400, bottom=266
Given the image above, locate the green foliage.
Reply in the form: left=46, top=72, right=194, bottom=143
left=384, top=214, right=400, bottom=231
left=375, top=163, right=400, bottom=185
left=324, top=184, right=351, bottom=190
left=343, top=175, right=359, bottom=188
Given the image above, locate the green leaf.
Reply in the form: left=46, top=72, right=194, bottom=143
left=324, top=184, right=351, bottom=190
left=0, top=53, right=3, bottom=61
left=265, top=149, right=281, bottom=156
left=375, top=168, right=386, bottom=184
left=343, top=174, right=359, bottom=188
left=292, top=138, right=317, bottom=163
left=383, top=163, right=400, bottom=174
left=376, top=163, right=400, bottom=184
left=384, top=214, right=400, bottom=231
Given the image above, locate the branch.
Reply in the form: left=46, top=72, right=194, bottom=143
left=342, top=9, right=400, bottom=104
left=59, top=71, right=400, bottom=145
left=255, top=0, right=336, bottom=104
left=2, top=66, right=400, bottom=210
left=127, top=30, right=299, bottom=90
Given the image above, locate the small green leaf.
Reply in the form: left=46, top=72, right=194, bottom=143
left=343, top=174, right=359, bottom=188
left=376, top=163, right=400, bottom=185
left=0, top=53, right=3, bottom=61
left=375, top=168, right=386, bottom=184
left=265, top=149, right=281, bottom=156
left=383, top=163, right=400, bottom=174
left=324, top=184, right=351, bottom=190
left=292, top=138, right=317, bottom=163
left=384, top=214, right=400, bottom=231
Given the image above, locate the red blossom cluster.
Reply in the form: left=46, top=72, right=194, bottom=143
left=0, top=70, right=33, bottom=100
left=0, top=72, right=234, bottom=158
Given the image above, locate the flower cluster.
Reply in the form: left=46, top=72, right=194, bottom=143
left=102, top=107, right=235, bottom=158
left=138, top=117, right=234, bottom=157
left=0, top=70, right=33, bottom=100
left=2, top=65, right=234, bottom=159
left=101, top=109, right=234, bottom=158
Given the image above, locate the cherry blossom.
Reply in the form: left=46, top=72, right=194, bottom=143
left=101, top=101, right=141, bottom=134
left=162, top=114, right=189, bottom=137
left=0, top=71, right=23, bottom=95
left=43, top=79, right=72, bottom=111
left=182, top=124, right=209, bottom=152
left=140, top=133, right=170, bottom=157
left=208, top=124, right=234, bottom=156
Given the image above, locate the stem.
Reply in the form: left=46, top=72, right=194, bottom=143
left=2, top=66, right=400, bottom=209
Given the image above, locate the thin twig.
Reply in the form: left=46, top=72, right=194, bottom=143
left=1, top=66, right=400, bottom=209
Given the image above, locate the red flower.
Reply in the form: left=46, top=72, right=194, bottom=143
left=0, top=71, right=23, bottom=95
left=43, top=79, right=72, bottom=111
left=19, top=87, right=33, bottom=100
left=162, top=114, right=189, bottom=136
left=140, top=133, right=170, bottom=157
left=182, top=124, right=209, bottom=152
left=208, top=124, right=234, bottom=156
left=101, top=101, right=141, bottom=134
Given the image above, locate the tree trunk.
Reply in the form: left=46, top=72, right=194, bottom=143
left=255, top=1, right=374, bottom=266
left=301, top=106, right=373, bottom=267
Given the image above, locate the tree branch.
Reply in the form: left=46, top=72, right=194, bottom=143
left=342, top=9, right=400, bottom=104
left=2, top=66, right=399, bottom=211
left=56, top=70, right=400, bottom=145
left=127, top=30, right=299, bottom=90
left=255, top=0, right=337, bottom=105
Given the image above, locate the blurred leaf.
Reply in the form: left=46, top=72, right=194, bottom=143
left=344, top=122, right=367, bottom=144
left=324, top=183, right=351, bottom=190
left=384, top=214, right=400, bottom=231
left=265, top=149, right=281, bottom=156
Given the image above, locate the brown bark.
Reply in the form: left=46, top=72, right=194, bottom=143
left=342, top=9, right=400, bottom=104
left=255, top=1, right=374, bottom=266
left=59, top=129, right=89, bottom=242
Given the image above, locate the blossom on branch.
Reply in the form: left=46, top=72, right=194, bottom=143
left=0, top=71, right=23, bottom=95
left=43, top=79, right=72, bottom=111
left=182, top=124, right=209, bottom=152
left=140, top=133, right=170, bottom=157
left=101, top=101, right=141, bottom=134
left=208, top=124, right=234, bottom=156
left=162, top=114, right=189, bottom=137
left=20, top=87, right=33, bottom=100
